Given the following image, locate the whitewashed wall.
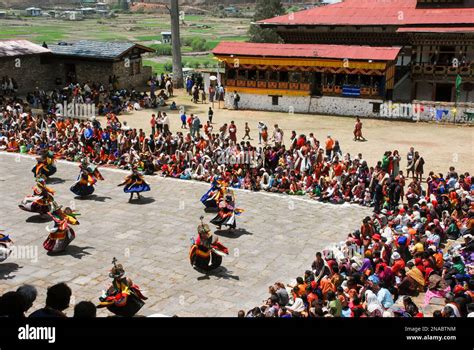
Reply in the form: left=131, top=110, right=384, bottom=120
left=224, top=93, right=474, bottom=124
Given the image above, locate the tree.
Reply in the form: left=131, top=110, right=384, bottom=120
left=168, top=0, right=184, bottom=88
left=248, top=0, right=285, bottom=43
left=190, top=37, right=207, bottom=52
left=118, top=0, right=129, bottom=11
left=163, top=63, right=173, bottom=73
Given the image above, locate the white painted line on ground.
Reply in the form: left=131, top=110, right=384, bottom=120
left=0, top=151, right=371, bottom=211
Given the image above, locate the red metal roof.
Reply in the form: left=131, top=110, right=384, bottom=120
left=258, top=0, right=474, bottom=26
left=397, top=27, right=474, bottom=33
left=212, top=42, right=401, bottom=61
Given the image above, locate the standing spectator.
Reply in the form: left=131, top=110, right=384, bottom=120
left=156, top=112, right=163, bottom=134
left=209, top=85, right=216, bottom=103
left=261, top=125, right=269, bottom=145
left=273, top=124, right=283, bottom=147
left=257, top=121, right=266, bottom=144
left=204, top=120, right=213, bottom=138
left=233, top=91, right=240, bottom=110
left=162, top=112, right=170, bottom=136
left=325, top=135, right=335, bottom=160
left=187, top=113, right=194, bottom=130
left=192, top=115, right=201, bottom=139
left=150, top=114, right=156, bottom=137
left=180, top=111, right=187, bottom=129
left=192, top=85, right=199, bottom=104
left=392, top=150, right=401, bottom=176
left=332, top=140, right=342, bottom=160
left=166, top=79, right=173, bottom=97
left=406, top=147, right=416, bottom=179
left=208, top=107, right=214, bottom=124
left=242, top=122, right=252, bottom=140
left=186, top=76, right=193, bottom=95
left=217, top=84, right=225, bottom=108
left=414, top=151, right=425, bottom=181
left=229, top=121, right=237, bottom=145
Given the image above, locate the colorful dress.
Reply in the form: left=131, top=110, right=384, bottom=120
left=0, top=232, right=13, bottom=262
left=201, top=178, right=226, bottom=209
left=70, top=163, right=104, bottom=197
left=98, top=277, right=147, bottom=317
left=43, top=208, right=79, bottom=253
left=210, top=194, right=244, bottom=230
left=121, top=171, right=151, bottom=194
left=32, top=151, right=57, bottom=179
left=19, top=180, right=55, bottom=214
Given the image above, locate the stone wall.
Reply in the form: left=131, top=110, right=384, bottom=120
left=39, top=59, right=115, bottom=88
left=0, top=55, right=153, bottom=94
left=224, top=92, right=474, bottom=124
left=76, top=61, right=114, bottom=86
left=0, top=55, right=57, bottom=93
left=224, top=93, right=383, bottom=117
left=112, top=59, right=152, bottom=90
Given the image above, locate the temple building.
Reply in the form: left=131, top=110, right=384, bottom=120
left=212, top=0, right=474, bottom=120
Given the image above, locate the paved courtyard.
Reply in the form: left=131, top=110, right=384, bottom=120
left=0, top=152, right=371, bottom=317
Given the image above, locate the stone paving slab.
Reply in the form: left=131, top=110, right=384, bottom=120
left=0, top=152, right=371, bottom=317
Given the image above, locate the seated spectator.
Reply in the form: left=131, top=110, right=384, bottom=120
left=74, top=301, right=97, bottom=318
left=29, top=283, right=72, bottom=318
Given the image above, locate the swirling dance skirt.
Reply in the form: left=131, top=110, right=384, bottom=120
left=200, top=189, right=218, bottom=208
left=105, top=294, right=145, bottom=317
left=70, top=182, right=95, bottom=197
left=124, top=183, right=151, bottom=194
left=32, top=164, right=57, bottom=178
left=210, top=211, right=236, bottom=229
left=0, top=244, right=12, bottom=262
left=19, top=196, right=50, bottom=214
left=43, top=228, right=75, bottom=253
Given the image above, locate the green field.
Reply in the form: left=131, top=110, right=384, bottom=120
left=0, top=13, right=249, bottom=75
left=143, top=60, right=168, bottom=74
left=144, top=53, right=219, bottom=74
left=0, top=13, right=249, bottom=45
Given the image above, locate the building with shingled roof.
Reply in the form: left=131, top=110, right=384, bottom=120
left=0, top=40, right=155, bottom=93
